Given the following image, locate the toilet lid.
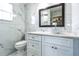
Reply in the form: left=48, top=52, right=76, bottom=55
left=15, top=40, right=27, bottom=46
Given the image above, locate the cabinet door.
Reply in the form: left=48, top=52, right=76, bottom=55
left=42, top=45, right=57, bottom=56
left=42, top=43, right=73, bottom=56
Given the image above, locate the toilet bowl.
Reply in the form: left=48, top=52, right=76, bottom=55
left=15, top=40, right=27, bottom=55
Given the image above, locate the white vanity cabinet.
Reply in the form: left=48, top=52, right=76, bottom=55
left=42, top=36, right=73, bottom=56
left=27, top=34, right=42, bottom=56
left=27, top=32, right=79, bottom=56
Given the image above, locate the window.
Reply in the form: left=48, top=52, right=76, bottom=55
left=0, top=3, right=13, bottom=21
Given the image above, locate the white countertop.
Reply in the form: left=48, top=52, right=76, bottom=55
left=27, top=32, right=79, bottom=38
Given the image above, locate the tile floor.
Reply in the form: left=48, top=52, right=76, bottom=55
left=9, top=51, right=27, bottom=56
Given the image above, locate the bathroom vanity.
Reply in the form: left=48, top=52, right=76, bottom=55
left=27, top=32, right=79, bottom=56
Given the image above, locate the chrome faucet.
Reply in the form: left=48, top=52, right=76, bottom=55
left=53, top=23, right=59, bottom=34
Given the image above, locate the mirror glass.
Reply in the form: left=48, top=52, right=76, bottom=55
left=41, top=9, right=50, bottom=25
left=39, top=3, right=65, bottom=27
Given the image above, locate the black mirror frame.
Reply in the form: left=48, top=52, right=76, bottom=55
left=39, top=3, right=65, bottom=27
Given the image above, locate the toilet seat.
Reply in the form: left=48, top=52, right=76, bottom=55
left=15, top=40, right=27, bottom=46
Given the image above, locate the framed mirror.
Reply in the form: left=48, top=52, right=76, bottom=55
left=39, top=3, right=65, bottom=27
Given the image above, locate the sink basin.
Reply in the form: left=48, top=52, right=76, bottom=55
left=46, top=32, right=75, bottom=36
left=35, top=31, right=66, bottom=34
left=56, top=32, right=75, bottom=36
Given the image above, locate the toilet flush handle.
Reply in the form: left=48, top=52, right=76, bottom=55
left=0, top=43, right=4, bottom=48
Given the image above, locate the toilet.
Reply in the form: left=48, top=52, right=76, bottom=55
left=15, top=40, right=27, bottom=55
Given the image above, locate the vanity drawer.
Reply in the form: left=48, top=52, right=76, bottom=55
left=44, top=36, right=73, bottom=48
left=27, top=40, right=41, bottom=51
left=28, top=34, right=41, bottom=41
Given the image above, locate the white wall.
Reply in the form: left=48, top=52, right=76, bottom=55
left=25, top=3, right=72, bottom=33
left=0, top=3, right=25, bottom=56
left=72, top=3, right=79, bottom=33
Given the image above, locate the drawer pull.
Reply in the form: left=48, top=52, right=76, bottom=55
left=32, top=45, right=34, bottom=47
left=52, top=46, right=54, bottom=48
left=51, top=46, right=58, bottom=49
left=54, top=47, right=58, bottom=49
